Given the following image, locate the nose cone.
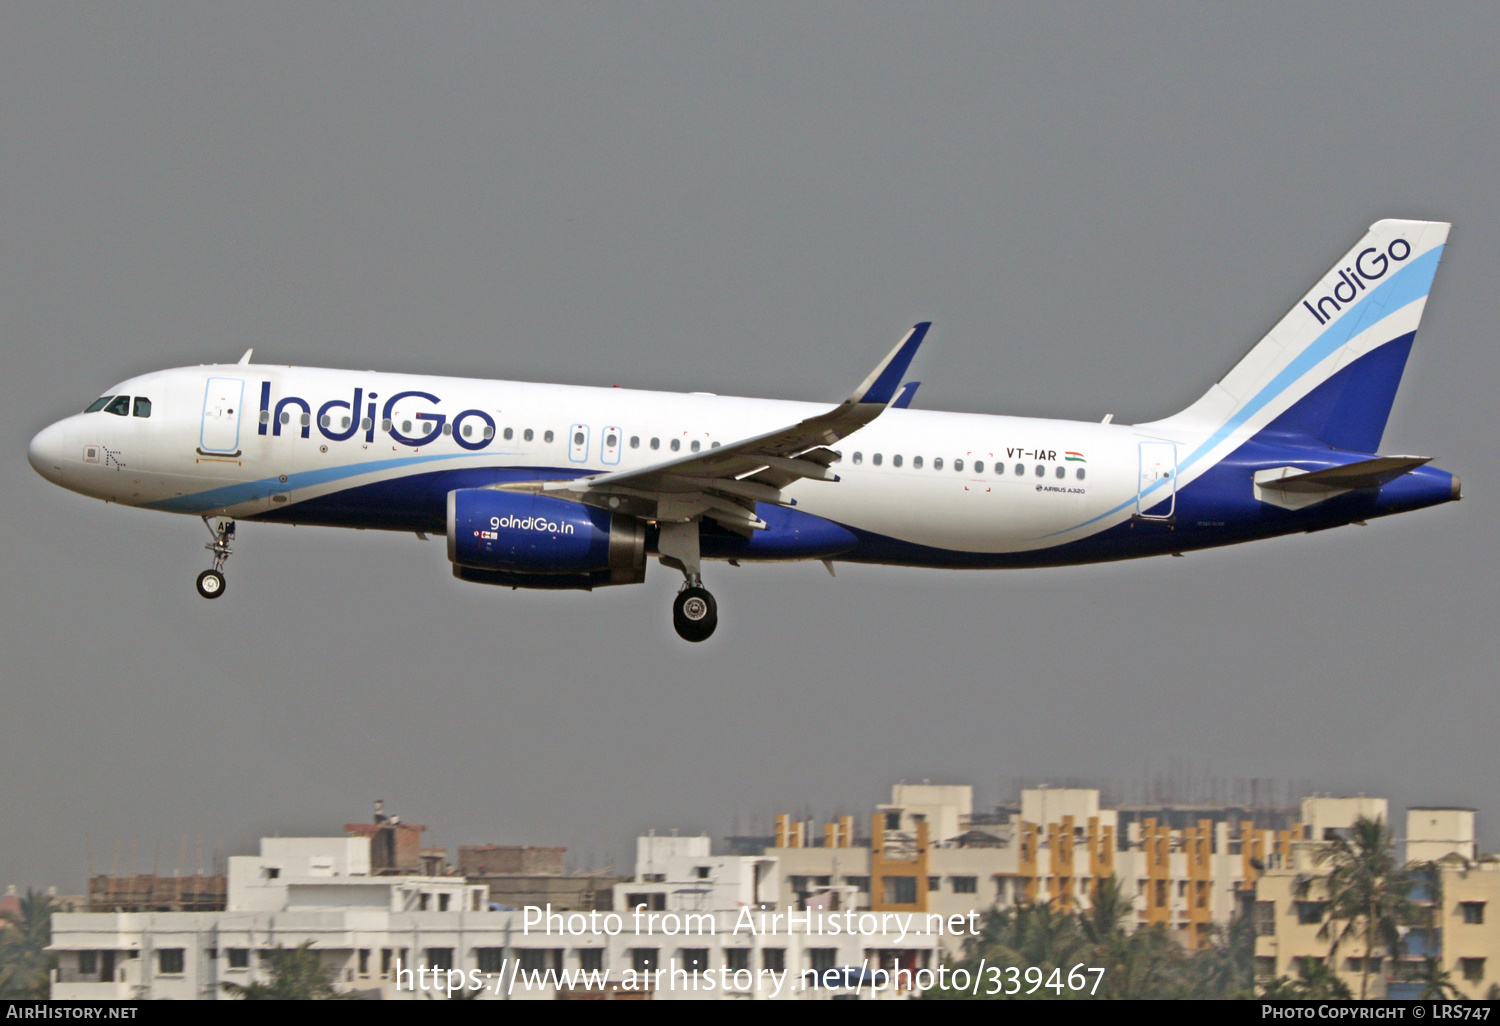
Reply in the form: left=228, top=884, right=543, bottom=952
left=28, top=420, right=71, bottom=484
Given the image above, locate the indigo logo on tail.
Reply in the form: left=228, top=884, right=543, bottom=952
left=1303, top=238, right=1412, bottom=325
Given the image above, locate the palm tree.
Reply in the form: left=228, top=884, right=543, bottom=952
left=0, top=890, right=58, bottom=998
left=1187, top=914, right=1257, bottom=999
left=221, top=942, right=347, bottom=1000
left=1297, top=816, right=1418, bottom=1000
left=925, top=900, right=1090, bottom=1000
left=1079, top=875, right=1133, bottom=946
left=1414, top=957, right=1460, bottom=999
left=1291, top=956, right=1353, bottom=999
left=1257, top=959, right=1352, bottom=999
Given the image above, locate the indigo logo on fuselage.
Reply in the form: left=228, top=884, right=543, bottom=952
left=257, top=384, right=496, bottom=451
left=1302, top=238, right=1411, bottom=326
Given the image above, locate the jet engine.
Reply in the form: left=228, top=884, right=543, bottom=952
left=447, top=488, right=645, bottom=589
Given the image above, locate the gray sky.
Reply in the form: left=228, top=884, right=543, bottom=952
left=4, top=3, right=1498, bottom=886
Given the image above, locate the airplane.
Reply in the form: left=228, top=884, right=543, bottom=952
left=28, top=219, right=1460, bottom=641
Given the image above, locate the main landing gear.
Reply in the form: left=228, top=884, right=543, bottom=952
left=673, top=580, right=718, bottom=643
left=196, top=517, right=234, bottom=599
left=658, top=520, right=718, bottom=642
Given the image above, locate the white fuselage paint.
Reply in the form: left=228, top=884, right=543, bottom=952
left=29, top=364, right=1192, bottom=560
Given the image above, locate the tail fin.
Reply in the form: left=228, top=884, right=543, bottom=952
left=1151, top=219, right=1449, bottom=456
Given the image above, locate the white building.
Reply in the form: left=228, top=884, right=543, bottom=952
left=50, top=833, right=941, bottom=1001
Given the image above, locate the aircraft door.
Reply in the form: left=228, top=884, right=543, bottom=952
left=1137, top=441, right=1177, bottom=519
left=569, top=423, right=590, bottom=463
left=200, top=377, right=245, bottom=454
left=601, top=426, right=621, bottom=465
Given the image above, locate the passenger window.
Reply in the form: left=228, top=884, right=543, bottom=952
left=1055, top=465, right=1065, bottom=479
left=441, top=423, right=451, bottom=436
left=401, top=420, right=412, bottom=433
left=995, top=462, right=1004, bottom=475
left=361, top=418, right=371, bottom=431
left=103, top=395, right=131, bottom=416
left=710, top=441, right=720, bottom=448
left=852, top=452, right=863, bottom=465
left=670, top=439, right=681, bottom=451
left=423, top=421, right=434, bottom=435
left=300, top=413, right=310, bottom=427
left=893, top=455, right=903, bottom=467
left=574, top=431, right=586, bottom=446
left=342, top=416, right=351, bottom=429
left=523, top=429, right=534, bottom=442
left=913, top=456, right=923, bottom=469
left=544, top=430, right=554, bottom=443
left=133, top=397, right=152, bottom=418
left=1014, top=463, right=1024, bottom=476
left=260, top=410, right=271, bottom=424
left=650, top=437, right=660, bottom=450
left=872, top=453, right=882, bottom=466
left=504, top=427, right=514, bottom=440
left=483, top=425, right=494, bottom=439
left=462, top=423, right=473, bottom=438
left=381, top=417, right=391, bottom=431
left=320, top=415, right=332, bottom=428
left=691, top=440, right=700, bottom=452
left=1076, top=467, right=1086, bottom=480
left=934, top=458, right=943, bottom=470
left=85, top=396, right=113, bottom=413
left=605, top=433, right=617, bottom=448
left=954, top=459, right=964, bottom=472
left=1034, top=464, right=1045, bottom=477
left=974, top=460, right=983, bottom=473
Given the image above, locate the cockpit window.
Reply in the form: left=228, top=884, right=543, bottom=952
left=85, top=396, right=113, bottom=413
left=103, top=395, right=131, bottom=417
left=133, top=397, right=152, bottom=418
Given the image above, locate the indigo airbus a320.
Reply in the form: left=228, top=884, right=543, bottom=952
left=28, top=220, right=1459, bottom=640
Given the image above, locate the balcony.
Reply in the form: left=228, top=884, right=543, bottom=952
left=50, top=969, right=134, bottom=1000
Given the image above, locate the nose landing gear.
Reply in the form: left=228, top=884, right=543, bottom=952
left=197, top=517, right=234, bottom=599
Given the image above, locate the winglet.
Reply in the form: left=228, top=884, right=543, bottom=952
left=237, top=348, right=254, bottom=365
left=891, top=381, right=921, bottom=409
left=848, top=322, right=930, bottom=405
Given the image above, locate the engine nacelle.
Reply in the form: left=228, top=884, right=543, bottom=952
left=447, top=488, right=645, bottom=586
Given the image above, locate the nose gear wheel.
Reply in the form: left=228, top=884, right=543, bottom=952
left=197, top=517, right=235, bottom=600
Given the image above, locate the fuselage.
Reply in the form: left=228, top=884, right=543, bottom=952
left=26, top=362, right=1458, bottom=570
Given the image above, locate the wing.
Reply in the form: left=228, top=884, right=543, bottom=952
left=505, top=322, right=930, bottom=535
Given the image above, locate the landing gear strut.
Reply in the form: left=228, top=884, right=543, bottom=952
left=659, top=520, right=717, bottom=642
left=197, top=517, right=234, bottom=599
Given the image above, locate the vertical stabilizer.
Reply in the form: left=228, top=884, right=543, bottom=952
left=1148, top=220, right=1448, bottom=462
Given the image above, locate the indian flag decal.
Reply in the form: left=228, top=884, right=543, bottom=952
left=1065, top=451, right=1086, bottom=462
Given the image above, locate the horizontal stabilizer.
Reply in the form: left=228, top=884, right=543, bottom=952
left=1257, top=455, right=1432, bottom=493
